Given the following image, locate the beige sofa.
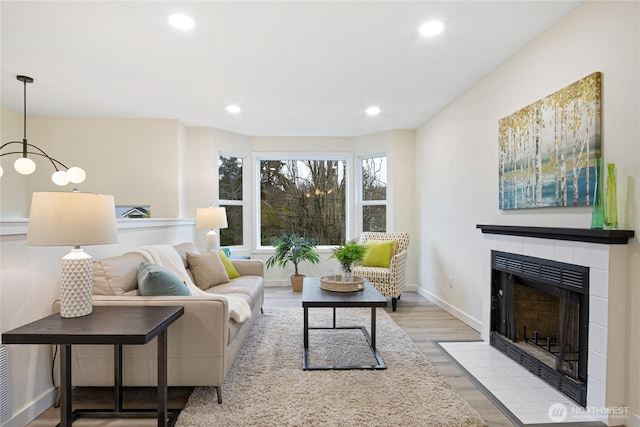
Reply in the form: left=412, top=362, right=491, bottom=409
left=53, top=242, right=264, bottom=403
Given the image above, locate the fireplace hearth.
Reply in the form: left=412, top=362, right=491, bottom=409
left=490, top=251, right=589, bottom=406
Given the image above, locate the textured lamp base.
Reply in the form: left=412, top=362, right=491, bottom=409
left=60, top=249, right=93, bottom=318
left=205, top=230, right=220, bottom=252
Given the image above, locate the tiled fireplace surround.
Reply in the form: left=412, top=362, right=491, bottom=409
left=478, top=225, right=634, bottom=426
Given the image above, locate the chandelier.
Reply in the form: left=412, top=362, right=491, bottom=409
left=0, top=75, right=85, bottom=186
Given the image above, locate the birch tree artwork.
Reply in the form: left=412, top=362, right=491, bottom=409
left=498, top=72, right=601, bottom=210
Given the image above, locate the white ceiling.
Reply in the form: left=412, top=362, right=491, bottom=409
left=1, top=1, right=582, bottom=137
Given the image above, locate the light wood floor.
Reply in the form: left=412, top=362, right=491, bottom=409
left=27, top=288, right=514, bottom=426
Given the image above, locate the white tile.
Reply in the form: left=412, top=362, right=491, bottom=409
left=495, top=375, right=526, bottom=389
left=586, top=377, right=606, bottom=408
left=587, top=350, right=607, bottom=384
left=538, top=239, right=555, bottom=260
left=589, top=296, right=609, bottom=328
left=490, top=388, right=521, bottom=403
left=472, top=367, right=514, bottom=378
left=589, top=244, right=610, bottom=270
left=482, top=235, right=492, bottom=250
left=590, top=268, right=609, bottom=299
left=511, top=387, right=549, bottom=403
left=507, top=235, right=524, bottom=254
left=517, top=375, right=550, bottom=389
left=522, top=237, right=539, bottom=257
left=554, top=240, right=574, bottom=264
left=517, top=412, right=551, bottom=424
left=482, top=248, right=491, bottom=267
left=504, top=402, right=533, bottom=415
left=481, top=265, right=491, bottom=286
left=588, top=323, right=608, bottom=357
left=573, top=242, right=590, bottom=266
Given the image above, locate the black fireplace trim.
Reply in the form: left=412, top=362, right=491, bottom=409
left=477, top=224, right=634, bottom=245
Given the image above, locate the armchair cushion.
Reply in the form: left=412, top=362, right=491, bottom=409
left=362, top=240, right=397, bottom=268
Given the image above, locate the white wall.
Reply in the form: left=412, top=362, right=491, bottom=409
left=415, top=0, right=639, bottom=420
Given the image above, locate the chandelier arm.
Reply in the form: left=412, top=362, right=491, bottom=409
left=0, top=150, right=68, bottom=171
left=25, top=143, right=69, bottom=170
left=0, top=141, right=24, bottom=151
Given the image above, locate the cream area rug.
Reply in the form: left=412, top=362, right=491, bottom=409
left=176, top=307, right=486, bottom=427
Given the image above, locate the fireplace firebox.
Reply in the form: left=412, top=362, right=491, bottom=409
left=490, top=250, right=589, bottom=406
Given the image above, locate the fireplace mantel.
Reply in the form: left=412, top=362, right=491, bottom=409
left=477, top=224, right=634, bottom=245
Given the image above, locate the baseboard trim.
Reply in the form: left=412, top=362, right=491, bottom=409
left=626, top=410, right=640, bottom=427
left=3, top=386, right=55, bottom=427
left=416, top=287, right=482, bottom=332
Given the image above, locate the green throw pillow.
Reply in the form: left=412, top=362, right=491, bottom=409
left=138, top=262, right=191, bottom=296
left=218, top=250, right=241, bottom=279
left=362, top=240, right=396, bottom=268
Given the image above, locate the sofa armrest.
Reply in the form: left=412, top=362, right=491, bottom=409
left=231, top=259, right=264, bottom=277
left=55, top=295, right=232, bottom=358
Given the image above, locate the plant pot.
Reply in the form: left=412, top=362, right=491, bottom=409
left=290, top=274, right=305, bottom=293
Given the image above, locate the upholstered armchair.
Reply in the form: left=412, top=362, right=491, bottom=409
left=352, top=232, right=409, bottom=311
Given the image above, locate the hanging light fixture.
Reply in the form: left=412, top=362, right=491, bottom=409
left=0, top=75, right=86, bottom=186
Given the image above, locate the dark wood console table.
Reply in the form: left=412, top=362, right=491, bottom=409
left=2, top=305, right=184, bottom=427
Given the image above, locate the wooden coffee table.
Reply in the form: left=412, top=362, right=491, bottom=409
left=302, top=277, right=387, bottom=370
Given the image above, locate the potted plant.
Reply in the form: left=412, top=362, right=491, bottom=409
left=265, top=233, right=320, bottom=292
left=330, top=239, right=367, bottom=282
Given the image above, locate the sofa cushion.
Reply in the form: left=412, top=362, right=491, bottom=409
left=362, top=240, right=397, bottom=268
left=186, top=251, right=229, bottom=290
left=137, top=262, right=191, bottom=296
left=93, top=253, right=146, bottom=295
left=206, top=276, right=264, bottom=308
left=218, top=250, right=241, bottom=279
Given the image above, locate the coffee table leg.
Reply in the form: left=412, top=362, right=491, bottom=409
left=158, top=330, right=168, bottom=427
left=370, top=307, right=377, bottom=349
left=303, top=306, right=310, bottom=369
left=60, top=344, right=72, bottom=427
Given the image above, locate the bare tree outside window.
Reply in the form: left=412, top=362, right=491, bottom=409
left=219, top=155, right=243, bottom=246
left=260, top=159, right=346, bottom=246
left=361, top=156, right=387, bottom=231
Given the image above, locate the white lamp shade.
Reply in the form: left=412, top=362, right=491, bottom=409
left=27, top=192, right=119, bottom=246
left=196, top=207, right=228, bottom=230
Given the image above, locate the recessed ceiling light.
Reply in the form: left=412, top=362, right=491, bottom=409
left=226, top=105, right=242, bottom=114
left=366, top=106, right=381, bottom=116
left=168, top=13, right=194, bottom=30
left=419, top=20, right=444, bottom=37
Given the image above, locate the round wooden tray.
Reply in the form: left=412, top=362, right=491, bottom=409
left=320, top=275, right=365, bottom=292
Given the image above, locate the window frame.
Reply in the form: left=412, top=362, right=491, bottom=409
left=218, top=151, right=249, bottom=249
left=253, top=152, right=354, bottom=251
left=356, top=152, right=388, bottom=234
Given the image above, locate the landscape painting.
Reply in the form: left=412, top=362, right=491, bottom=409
left=498, top=72, right=601, bottom=210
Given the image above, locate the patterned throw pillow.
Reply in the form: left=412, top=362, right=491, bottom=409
left=186, top=251, right=230, bottom=290
left=137, top=262, right=191, bottom=296
left=361, top=240, right=397, bottom=268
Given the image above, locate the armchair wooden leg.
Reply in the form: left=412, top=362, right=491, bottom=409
left=215, top=386, right=223, bottom=404
left=392, top=297, right=398, bottom=312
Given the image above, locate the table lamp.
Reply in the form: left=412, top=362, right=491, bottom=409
left=196, top=207, right=228, bottom=251
left=26, top=192, right=118, bottom=318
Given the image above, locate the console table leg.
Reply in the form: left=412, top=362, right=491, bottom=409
left=158, top=330, right=168, bottom=427
left=60, top=344, right=72, bottom=427
left=114, top=344, right=123, bottom=412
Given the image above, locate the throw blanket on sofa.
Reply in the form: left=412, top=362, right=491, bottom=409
left=128, top=245, right=252, bottom=323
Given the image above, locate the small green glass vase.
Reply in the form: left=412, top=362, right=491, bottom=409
left=590, top=158, right=604, bottom=229
left=604, top=163, right=618, bottom=229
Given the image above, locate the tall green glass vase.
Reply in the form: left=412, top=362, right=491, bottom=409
left=590, top=158, right=604, bottom=229
left=604, top=163, right=618, bottom=229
